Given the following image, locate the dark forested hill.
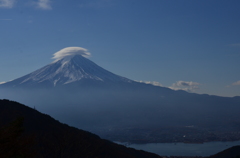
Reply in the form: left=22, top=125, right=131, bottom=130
left=208, top=146, right=240, bottom=158
left=0, top=99, right=161, bottom=158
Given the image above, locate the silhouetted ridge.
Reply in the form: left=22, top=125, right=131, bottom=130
left=208, top=146, right=240, bottom=158
left=0, top=99, right=161, bottom=158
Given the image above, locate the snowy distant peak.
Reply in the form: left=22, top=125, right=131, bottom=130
left=56, top=54, right=91, bottom=66
left=53, top=54, right=80, bottom=66
left=54, top=54, right=133, bottom=84
left=4, top=53, right=133, bottom=88
left=52, top=47, right=91, bottom=62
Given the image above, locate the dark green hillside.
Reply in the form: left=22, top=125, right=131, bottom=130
left=0, top=99, right=161, bottom=158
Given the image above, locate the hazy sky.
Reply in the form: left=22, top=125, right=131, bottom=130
left=0, top=0, right=240, bottom=97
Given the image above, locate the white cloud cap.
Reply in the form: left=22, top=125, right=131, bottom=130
left=52, top=47, right=91, bottom=62
left=0, top=0, right=15, bottom=8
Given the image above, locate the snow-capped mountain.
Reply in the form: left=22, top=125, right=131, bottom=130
left=1, top=54, right=133, bottom=88
left=1, top=48, right=240, bottom=145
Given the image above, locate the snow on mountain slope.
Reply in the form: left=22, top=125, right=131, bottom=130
left=1, top=54, right=133, bottom=88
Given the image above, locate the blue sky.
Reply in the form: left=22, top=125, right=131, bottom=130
left=0, top=0, right=240, bottom=97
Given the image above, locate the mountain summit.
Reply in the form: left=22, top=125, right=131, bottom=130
left=1, top=54, right=132, bottom=88
left=2, top=47, right=240, bottom=144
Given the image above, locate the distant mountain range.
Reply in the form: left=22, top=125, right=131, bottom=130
left=1, top=53, right=240, bottom=143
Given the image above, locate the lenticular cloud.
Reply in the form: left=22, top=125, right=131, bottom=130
left=52, top=47, right=91, bottom=61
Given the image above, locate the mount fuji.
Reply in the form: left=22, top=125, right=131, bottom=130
left=1, top=54, right=133, bottom=88
left=1, top=47, right=240, bottom=144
